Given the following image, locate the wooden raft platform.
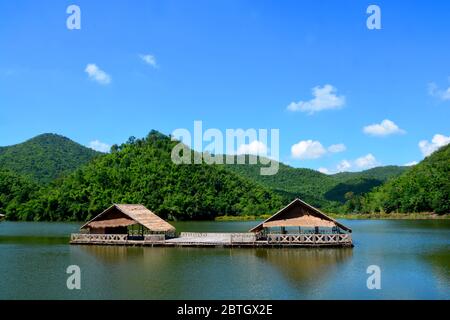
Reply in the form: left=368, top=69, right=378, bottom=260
left=70, top=232, right=353, bottom=248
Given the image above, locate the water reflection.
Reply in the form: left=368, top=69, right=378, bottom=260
left=421, top=248, right=450, bottom=295
left=70, top=245, right=180, bottom=299
left=75, top=245, right=144, bottom=263
left=1, top=221, right=448, bottom=299
left=255, top=248, right=353, bottom=284
left=0, top=235, right=68, bottom=245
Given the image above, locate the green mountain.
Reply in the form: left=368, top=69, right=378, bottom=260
left=6, top=131, right=283, bottom=221
left=224, top=156, right=407, bottom=210
left=0, top=133, right=101, bottom=184
left=223, top=157, right=336, bottom=208
left=362, top=144, right=450, bottom=214
left=2, top=131, right=444, bottom=221
left=325, top=166, right=408, bottom=203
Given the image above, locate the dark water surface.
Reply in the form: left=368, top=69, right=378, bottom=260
left=0, top=220, right=448, bottom=299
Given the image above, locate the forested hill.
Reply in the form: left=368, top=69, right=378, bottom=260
left=0, top=133, right=101, bottom=184
left=5, top=131, right=283, bottom=221
left=224, top=158, right=336, bottom=208
left=224, top=156, right=407, bottom=210
left=325, top=166, right=408, bottom=205
left=362, top=144, right=450, bottom=214
left=1, top=131, right=447, bottom=221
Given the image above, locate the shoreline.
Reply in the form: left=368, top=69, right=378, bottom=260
left=215, top=213, right=450, bottom=222
left=1, top=213, right=448, bottom=224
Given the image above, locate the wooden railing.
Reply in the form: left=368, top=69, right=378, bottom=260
left=230, top=233, right=257, bottom=243
left=266, top=233, right=352, bottom=245
left=144, top=234, right=165, bottom=242
left=70, top=232, right=352, bottom=246
left=71, top=233, right=128, bottom=243
left=70, top=233, right=165, bottom=244
left=179, top=232, right=257, bottom=244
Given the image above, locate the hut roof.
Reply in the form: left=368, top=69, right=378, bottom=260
left=81, top=204, right=175, bottom=232
left=249, top=198, right=352, bottom=233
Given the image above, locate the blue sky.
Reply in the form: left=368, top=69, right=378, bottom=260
left=1, top=0, right=449, bottom=173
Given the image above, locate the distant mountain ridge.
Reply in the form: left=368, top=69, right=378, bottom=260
left=325, top=165, right=408, bottom=204
left=223, top=155, right=407, bottom=210
left=0, top=133, right=101, bottom=184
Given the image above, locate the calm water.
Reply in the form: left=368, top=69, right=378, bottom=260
left=0, top=220, right=448, bottom=300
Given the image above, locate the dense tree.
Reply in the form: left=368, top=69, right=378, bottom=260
left=0, top=170, right=39, bottom=219
left=361, top=144, right=450, bottom=214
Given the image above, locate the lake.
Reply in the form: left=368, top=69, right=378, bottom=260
left=0, top=220, right=448, bottom=299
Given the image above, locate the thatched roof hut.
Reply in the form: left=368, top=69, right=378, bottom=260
left=81, top=204, right=175, bottom=234
left=249, top=198, right=351, bottom=233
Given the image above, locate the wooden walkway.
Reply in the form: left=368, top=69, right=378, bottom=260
left=70, top=232, right=353, bottom=248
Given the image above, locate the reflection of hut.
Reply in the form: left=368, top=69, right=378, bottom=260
left=255, top=248, right=353, bottom=283
left=250, top=198, right=352, bottom=236
left=80, top=204, right=176, bottom=239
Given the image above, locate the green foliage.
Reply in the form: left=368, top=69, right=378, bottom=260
left=325, top=178, right=387, bottom=203
left=6, top=131, right=283, bottom=221
left=0, top=170, right=39, bottom=220
left=362, top=145, right=450, bottom=214
left=0, top=133, right=101, bottom=184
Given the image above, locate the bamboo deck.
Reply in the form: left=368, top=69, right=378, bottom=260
left=70, top=232, right=353, bottom=248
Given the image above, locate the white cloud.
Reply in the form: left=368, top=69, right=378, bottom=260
left=337, top=160, right=352, bottom=172
left=318, top=167, right=330, bottom=174
left=429, top=82, right=450, bottom=101
left=291, top=140, right=327, bottom=160
left=419, top=134, right=450, bottom=157
left=328, top=143, right=346, bottom=153
left=290, top=140, right=346, bottom=160
left=287, top=84, right=345, bottom=114
left=335, top=154, right=379, bottom=172
left=139, top=54, right=158, bottom=68
left=355, top=153, right=378, bottom=169
left=363, top=119, right=405, bottom=137
left=404, top=161, right=418, bottom=166
left=85, top=64, right=111, bottom=85
left=237, top=141, right=268, bottom=155
left=88, top=140, right=110, bottom=153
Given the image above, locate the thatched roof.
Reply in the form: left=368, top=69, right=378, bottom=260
left=81, top=204, right=175, bottom=232
left=87, top=218, right=137, bottom=229
left=249, top=198, right=351, bottom=233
